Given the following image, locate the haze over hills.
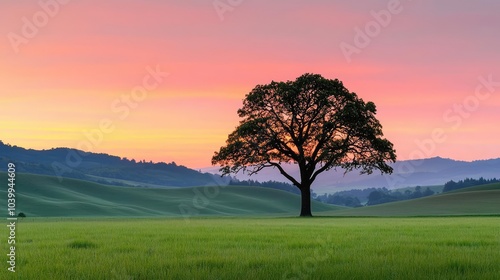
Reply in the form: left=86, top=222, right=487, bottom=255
left=1, top=141, right=498, bottom=217
left=203, top=157, right=500, bottom=194
left=2, top=140, right=499, bottom=194
left=0, top=172, right=339, bottom=217
left=0, top=171, right=497, bottom=217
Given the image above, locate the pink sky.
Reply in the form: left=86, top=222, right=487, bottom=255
left=1, top=0, right=499, bottom=168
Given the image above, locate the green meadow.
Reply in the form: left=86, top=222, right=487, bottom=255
left=3, top=217, right=500, bottom=279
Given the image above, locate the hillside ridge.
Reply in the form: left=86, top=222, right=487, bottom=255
left=0, top=172, right=340, bottom=217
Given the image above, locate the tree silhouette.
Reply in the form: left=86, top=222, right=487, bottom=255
left=212, top=73, right=396, bottom=216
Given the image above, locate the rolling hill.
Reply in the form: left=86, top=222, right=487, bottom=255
left=0, top=172, right=341, bottom=217
left=0, top=140, right=226, bottom=187
left=323, top=183, right=500, bottom=216
left=1, top=171, right=496, bottom=217
left=4, top=140, right=500, bottom=194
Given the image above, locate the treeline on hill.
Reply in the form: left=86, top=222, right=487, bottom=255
left=365, top=186, right=435, bottom=205
left=314, top=186, right=435, bottom=207
left=0, top=140, right=223, bottom=187
left=442, top=177, right=499, bottom=192
left=228, top=179, right=316, bottom=196
left=315, top=188, right=380, bottom=207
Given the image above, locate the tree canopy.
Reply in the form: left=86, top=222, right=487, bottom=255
left=212, top=73, right=396, bottom=216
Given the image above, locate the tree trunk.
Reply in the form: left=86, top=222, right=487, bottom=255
left=299, top=186, right=312, bottom=217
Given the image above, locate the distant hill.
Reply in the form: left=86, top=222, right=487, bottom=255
left=3, top=140, right=499, bottom=194
left=204, top=157, right=500, bottom=193
left=0, top=140, right=226, bottom=187
left=323, top=183, right=500, bottom=216
left=0, top=172, right=340, bottom=217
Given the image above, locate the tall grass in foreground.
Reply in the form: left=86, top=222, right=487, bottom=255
left=4, top=217, right=500, bottom=279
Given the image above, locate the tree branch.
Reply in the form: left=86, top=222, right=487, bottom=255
left=267, top=161, right=301, bottom=187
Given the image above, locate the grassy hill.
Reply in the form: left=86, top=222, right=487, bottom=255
left=324, top=183, right=500, bottom=216
left=0, top=172, right=341, bottom=217
left=2, top=171, right=496, bottom=218
left=0, top=140, right=224, bottom=187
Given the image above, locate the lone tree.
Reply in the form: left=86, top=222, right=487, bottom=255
left=212, top=73, right=396, bottom=216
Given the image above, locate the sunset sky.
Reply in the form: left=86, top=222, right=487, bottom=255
left=1, top=0, right=499, bottom=168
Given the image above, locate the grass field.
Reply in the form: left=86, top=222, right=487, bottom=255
left=3, top=217, right=499, bottom=279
